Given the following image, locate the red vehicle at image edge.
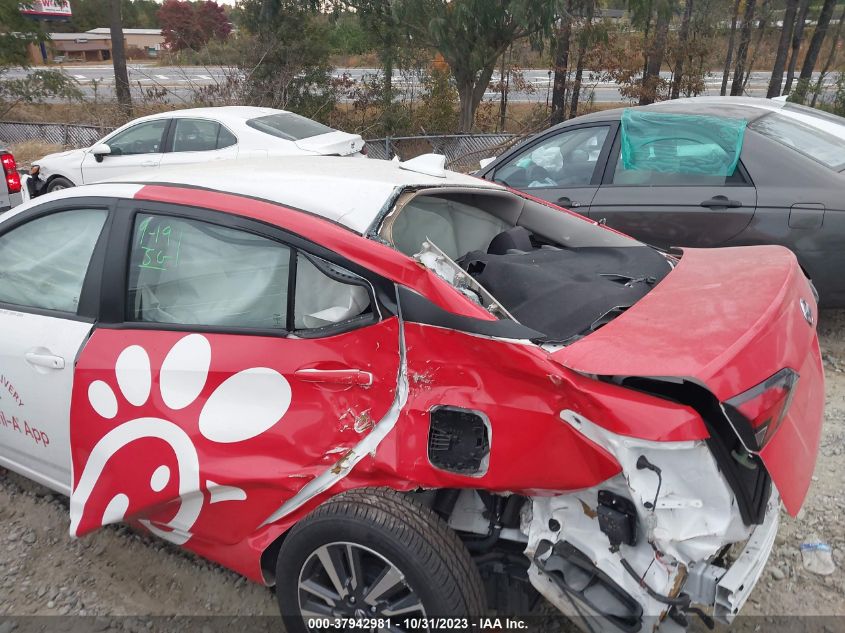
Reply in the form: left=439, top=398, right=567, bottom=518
left=0, top=156, right=824, bottom=633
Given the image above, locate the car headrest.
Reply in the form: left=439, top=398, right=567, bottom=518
left=487, top=226, right=533, bottom=255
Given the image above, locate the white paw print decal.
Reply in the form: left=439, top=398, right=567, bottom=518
left=71, top=334, right=292, bottom=544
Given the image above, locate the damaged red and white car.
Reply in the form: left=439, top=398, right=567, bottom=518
left=0, top=155, right=824, bottom=632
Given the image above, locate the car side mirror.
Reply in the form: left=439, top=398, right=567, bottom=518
left=479, top=157, right=496, bottom=169
left=91, top=143, right=111, bottom=163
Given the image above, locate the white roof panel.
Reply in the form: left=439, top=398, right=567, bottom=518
left=96, top=156, right=503, bottom=234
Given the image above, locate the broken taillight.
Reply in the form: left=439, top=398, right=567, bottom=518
left=1, top=153, right=21, bottom=195
left=726, top=368, right=799, bottom=450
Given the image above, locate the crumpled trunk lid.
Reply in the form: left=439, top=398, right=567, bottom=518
left=552, top=245, right=824, bottom=515
left=294, top=131, right=365, bottom=156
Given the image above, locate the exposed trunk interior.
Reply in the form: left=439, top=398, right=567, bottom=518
left=376, top=188, right=672, bottom=344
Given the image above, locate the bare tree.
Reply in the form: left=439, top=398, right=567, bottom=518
left=795, top=0, right=838, bottom=100
left=110, top=0, right=132, bottom=116
left=671, top=0, right=693, bottom=99
left=550, top=2, right=573, bottom=125
left=570, top=0, right=595, bottom=116
left=640, top=1, right=671, bottom=104
left=784, top=0, right=810, bottom=94
left=742, top=0, right=772, bottom=91
left=767, top=0, right=799, bottom=97
left=810, top=3, right=845, bottom=106
left=720, top=0, right=741, bottom=95
left=730, top=0, right=756, bottom=95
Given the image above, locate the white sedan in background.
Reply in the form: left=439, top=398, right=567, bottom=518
left=32, top=106, right=366, bottom=193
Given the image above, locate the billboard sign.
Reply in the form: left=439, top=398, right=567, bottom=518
left=19, top=0, right=72, bottom=18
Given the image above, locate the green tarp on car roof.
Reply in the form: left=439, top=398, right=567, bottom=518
left=620, top=109, right=747, bottom=176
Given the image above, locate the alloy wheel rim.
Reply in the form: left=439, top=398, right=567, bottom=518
left=297, top=541, right=428, bottom=631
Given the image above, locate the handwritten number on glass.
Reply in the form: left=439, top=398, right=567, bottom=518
left=137, top=216, right=182, bottom=271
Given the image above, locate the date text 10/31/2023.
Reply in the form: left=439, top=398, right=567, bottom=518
left=307, top=618, right=529, bottom=630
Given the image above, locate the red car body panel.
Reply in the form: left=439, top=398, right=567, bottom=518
left=386, top=323, right=622, bottom=492
left=61, top=184, right=823, bottom=586
left=68, top=323, right=622, bottom=583
left=69, top=321, right=401, bottom=544
left=553, top=245, right=824, bottom=515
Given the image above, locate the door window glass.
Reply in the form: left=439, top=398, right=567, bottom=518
left=493, top=126, right=610, bottom=189
left=107, top=120, right=168, bottom=156
left=0, top=209, right=107, bottom=312
left=294, top=254, right=372, bottom=330
left=217, top=125, right=237, bottom=149
left=611, top=140, right=747, bottom=186
left=127, top=215, right=290, bottom=329
left=172, top=119, right=226, bottom=152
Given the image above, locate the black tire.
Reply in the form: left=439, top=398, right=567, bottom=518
left=275, top=487, right=487, bottom=633
left=47, top=176, right=74, bottom=192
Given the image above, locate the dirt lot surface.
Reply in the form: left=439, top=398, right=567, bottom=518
left=1, top=312, right=844, bottom=630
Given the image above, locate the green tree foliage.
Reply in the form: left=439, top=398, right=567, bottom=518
left=328, top=11, right=371, bottom=56
left=396, top=0, right=557, bottom=131
left=0, top=0, right=43, bottom=67
left=238, top=0, right=337, bottom=119
left=415, top=67, right=458, bottom=132
left=0, top=0, right=82, bottom=116
left=158, top=0, right=231, bottom=52
left=0, top=69, right=83, bottom=117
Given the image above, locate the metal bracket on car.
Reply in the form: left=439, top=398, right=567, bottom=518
left=713, top=496, right=779, bottom=622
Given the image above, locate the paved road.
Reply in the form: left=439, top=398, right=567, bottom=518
left=6, top=64, right=832, bottom=104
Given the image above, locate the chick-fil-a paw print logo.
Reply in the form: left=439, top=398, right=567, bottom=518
left=70, top=333, right=292, bottom=544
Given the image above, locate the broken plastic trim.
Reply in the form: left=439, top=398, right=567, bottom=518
left=414, top=238, right=517, bottom=321
left=534, top=539, right=644, bottom=633
left=396, top=285, right=543, bottom=340
left=607, top=376, right=771, bottom=525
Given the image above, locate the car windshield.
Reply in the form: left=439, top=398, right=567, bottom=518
left=750, top=111, right=845, bottom=171
left=381, top=189, right=639, bottom=262
left=246, top=113, right=335, bottom=141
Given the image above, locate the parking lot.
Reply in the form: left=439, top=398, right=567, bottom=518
left=0, top=309, right=843, bottom=629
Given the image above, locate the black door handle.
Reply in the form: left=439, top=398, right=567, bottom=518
left=557, top=196, right=581, bottom=208
left=700, top=195, right=742, bottom=208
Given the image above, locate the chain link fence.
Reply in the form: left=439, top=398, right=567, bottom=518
left=0, top=121, right=109, bottom=149
left=365, top=134, right=520, bottom=172
left=0, top=121, right=522, bottom=172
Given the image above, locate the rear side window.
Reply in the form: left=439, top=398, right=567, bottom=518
left=127, top=214, right=372, bottom=333
left=246, top=113, right=334, bottom=141
left=294, top=254, right=371, bottom=330
left=172, top=119, right=237, bottom=153
left=217, top=126, right=237, bottom=149
left=750, top=111, right=845, bottom=171
left=0, top=209, right=107, bottom=313
left=128, top=215, right=290, bottom=328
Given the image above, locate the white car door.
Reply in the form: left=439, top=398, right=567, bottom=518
left=80, top=119, right=170, bottom=183
left=158, top=118, right=238, bottom=168
left=0, top=205, right=109, bottom=493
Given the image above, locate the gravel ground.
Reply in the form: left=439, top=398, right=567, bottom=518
left=1, top=312, right=843, bottom=629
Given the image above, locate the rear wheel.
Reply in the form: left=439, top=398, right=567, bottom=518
left=47, top=176, right=74, bottom=192
left=275, top=488, right=486, bottom=633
